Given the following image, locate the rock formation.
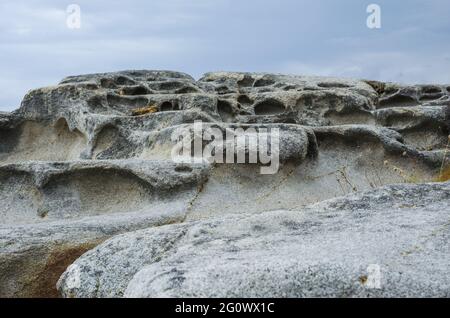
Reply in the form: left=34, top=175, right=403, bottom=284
left=0, top=70, right=449, bottom=297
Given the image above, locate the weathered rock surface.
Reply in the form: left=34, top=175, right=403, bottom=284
left=57, top=182, right=450, bottom=298
left=0, top=160, right=207, bottom=297
left=0, top=70, right=449, bottom=297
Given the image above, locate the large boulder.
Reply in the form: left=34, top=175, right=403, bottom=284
left=57, top=182, right=450, bottom=298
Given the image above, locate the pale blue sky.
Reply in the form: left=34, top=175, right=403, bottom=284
left=1, top=0, right=449, bottom=111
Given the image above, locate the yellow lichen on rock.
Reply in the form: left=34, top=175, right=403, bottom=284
left=436, top=166, right=450, bottom=182
left=131, top=105, right=158, bottom=116
left=436, top=135, right=450, bottom=182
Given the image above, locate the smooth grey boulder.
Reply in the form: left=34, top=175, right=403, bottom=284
left=57, top=182, right=450, bottom=298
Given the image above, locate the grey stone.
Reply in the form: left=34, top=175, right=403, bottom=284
left=0, top=159, right=207, bottom=297
left=56, top=182, right=450, bottom=298
left=1, top=70, right=449, bottom=297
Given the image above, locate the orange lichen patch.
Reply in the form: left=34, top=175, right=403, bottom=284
left=17, top=240, right=104, bottom=298
left=436, top=136, right=450, bottom=182
left=435, top=166, right=450, bottom=182
left=359, top=275, right=368, bottom=285
left=131, top=105, right=158, bottom=116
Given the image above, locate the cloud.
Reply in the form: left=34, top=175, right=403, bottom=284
left=280, top=50, right=450, bottom=84
left=0, top=0, right=449, bottom=111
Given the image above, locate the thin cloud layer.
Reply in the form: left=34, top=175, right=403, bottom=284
left=1, top=0, right=449, bottom=111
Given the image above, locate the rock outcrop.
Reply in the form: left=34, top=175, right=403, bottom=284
left=0, top=70, right=449, bottom=297
left=58, top=182, right=450, bottom=298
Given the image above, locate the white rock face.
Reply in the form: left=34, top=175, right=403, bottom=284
left=58, top=182, right=450, bottom=298
left=1, top=70, right=449, bottom=297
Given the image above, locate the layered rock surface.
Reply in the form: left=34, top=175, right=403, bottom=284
left=0, top=70, right=449, bottom=297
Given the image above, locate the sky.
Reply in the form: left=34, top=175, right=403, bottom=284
left=1, top=0, right=449, bottom=111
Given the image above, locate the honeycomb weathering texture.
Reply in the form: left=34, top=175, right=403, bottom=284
left=0, top=70, right=449, bottom=297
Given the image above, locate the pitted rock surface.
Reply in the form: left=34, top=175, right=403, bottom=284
left=0, top=70, right=449, bottom=297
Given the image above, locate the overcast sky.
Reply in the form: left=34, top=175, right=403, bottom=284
left=1, top=0, right=449, bottom=111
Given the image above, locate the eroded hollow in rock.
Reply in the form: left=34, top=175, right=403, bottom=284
left=282, top=85, right=299, bottom=91
left=106, top=94, right=149, bottom=113
left=93, top=125, right=133, bottom=159
left=175, top=86, right=199, bottom=94
left=160, top=101, right=179, bottom=111
left=100, top=76, right=136, bottom=88
left=317, top=82, right=352, bottom=88
left=254, top=99, right=285, bottom=115
left=324, top=111, right=375, bottom=126
left=379, top=95, right=419, bottom=108
left=149, top=81, right=187, bottom=92
left=0, top=167, right=190, bottom=226
left=115, top=76, right=136, bottom=86
left=295, top=95, right=314, bottom=109
left=175, top=165, right=193, bottom=173
left=40, top=169, right=157, bottom=221
left=0, top=170, right=42, bottom=225
left=238, top=95, right=253, bottom=106
left=0, top=118, right=86, bottom=163
left=87, top=95, right=109, bottom=113
left=253, top=77, right=276, bottom=87
left=421, top=86, right=442, bottom=94
left=237, top=75, right=255, bottom=87
left=100, top=78, right=117, bottom=89
left=0, top=126, right=21, bottom=155
left=187, top=138, right=435, bottom=220
left=217, top=100, right=235, bottom=122
left=419, top=93, right=443, bottom=102
left=399, top=123, right=449, bottom=151
left=119, top=86, right=150, bottom=96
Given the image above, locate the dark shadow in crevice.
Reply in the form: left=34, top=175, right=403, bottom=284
left=217, top=100, right=235, bottom=122
left=254, top=99, right=285, bottom=115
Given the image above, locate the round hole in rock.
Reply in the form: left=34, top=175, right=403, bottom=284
left=160, top=102, right=174, bottom=111
left=419, top=93, right=443, bottom=101
left=120, top=86, right=150, bottom=95
left=100, top=78, right=117, bottom=89
left=157, top=81, right=184, bottom=91
left=237, top=75, right=255, bottom=87
left=106, top=94, right=149, bottom=111
left=217, top=100, right=234, bottom=122
left=0, top=126, right=21, bottom=154
left=216, top=85, right=232, bottom=95
left=421, top=86, right=441, bottom=94
left=238, top=95, right=253, bottom=105
left=87, top=95, right=107, bottom=112
left=115, top=76, right=136, bottom=86
left=254, top=99, right=285, bottom=115
left=379, top=94, right=419, bottom=107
